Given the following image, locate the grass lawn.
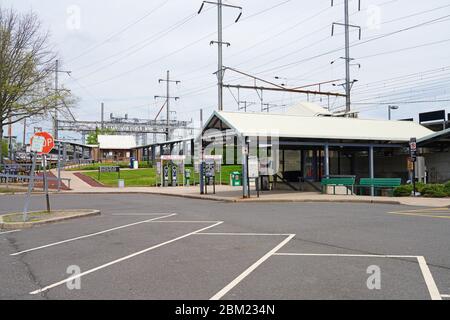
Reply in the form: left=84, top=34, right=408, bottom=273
left=84, top=168, right=157, bottom=187
left=0, top=187, right=27, bottom=194
left=81, top=165, right=243, bottom=187
left=3, top=211, right=52, bottom=223
left=66, top=162, right=152, bottom=171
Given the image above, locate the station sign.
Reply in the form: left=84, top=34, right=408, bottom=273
left=99, top=166, right=120, bottom=173
left=409, top=138, right=417, bottom=162
left=248, top=156, right=260, bottom=179
left=204, top=159, right=215, bottom=178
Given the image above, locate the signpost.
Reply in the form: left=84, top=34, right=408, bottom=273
left=23, top=132, right=55, bottom=221
left=409, top=138, right=417, bottom=197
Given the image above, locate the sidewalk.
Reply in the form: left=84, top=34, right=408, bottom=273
left=48, top=170, right=450, bottom=208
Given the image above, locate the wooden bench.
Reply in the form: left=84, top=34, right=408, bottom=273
left=357, top=178, right=402, bottom=196
left=321, top=177, right=356, bottom=195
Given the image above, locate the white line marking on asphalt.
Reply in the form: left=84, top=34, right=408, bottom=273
left=441, top=294, right=450, bottom=298
left=210, top=234, right=296, bottom=301
left=196, top=233, right=291, bottom=236
left=0, top=230, right=21, bottom=235
left=150, top=221, right=223, bottom=224
left=11, top=214, right=177, bottom=256
left=111, top=213, right=177, bottom=216
left=29, top=221, right=223, bottom=295
left=417, top=256, right=442, bottom=300
left=276, top=253, right=443, bottom=300
left=274, top=253, right=419, bottom=258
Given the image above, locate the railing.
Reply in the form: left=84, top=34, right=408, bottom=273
left=0, top=173, right=71, bottom=190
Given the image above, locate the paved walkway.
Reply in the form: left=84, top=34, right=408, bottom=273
left=45, top=169, right=450, bottom=208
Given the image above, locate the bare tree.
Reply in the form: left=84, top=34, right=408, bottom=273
left=0, top=7, right=74, bottom=163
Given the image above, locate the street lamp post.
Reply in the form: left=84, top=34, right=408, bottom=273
left=388, top=105, right=399, bottom=120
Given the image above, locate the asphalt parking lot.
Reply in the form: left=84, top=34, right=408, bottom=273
left=1, top=194, right=449, bottom=300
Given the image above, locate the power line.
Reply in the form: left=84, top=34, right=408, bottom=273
left=66, top=0, right=170, bottom=64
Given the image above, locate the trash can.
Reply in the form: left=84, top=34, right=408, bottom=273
left=118, top=179, right=125, bottom=188
left=129, top=157, right=135, bottom=169
left=230, top=171, right=241, bottom=187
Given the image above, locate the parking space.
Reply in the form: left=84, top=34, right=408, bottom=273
left=1, top=194, right=450, bottom=300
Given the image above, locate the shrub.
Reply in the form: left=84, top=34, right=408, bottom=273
left=421, top=184, right=447, bottom=198
left=393, top=185, right=413, bottom=197
left=415, top=182, right=426, bottom=194
left=444, top=181, right=450, bottom=197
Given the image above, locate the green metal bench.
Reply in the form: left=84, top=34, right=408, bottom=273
left=321, top=177, right=356, bottom=195
left=357, top=178, right=402, bottom=196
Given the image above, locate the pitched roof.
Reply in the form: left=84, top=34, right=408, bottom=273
left=98, top=135, right=136, bottom=150
left=206, top=111, right=433, bottom=142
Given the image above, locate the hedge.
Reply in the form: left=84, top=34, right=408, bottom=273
left=394, top=182, right=450, bottom=198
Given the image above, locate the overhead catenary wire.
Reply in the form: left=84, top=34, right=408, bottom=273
left=66, top=0, right=170, bottom=64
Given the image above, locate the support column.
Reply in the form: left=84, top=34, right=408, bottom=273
left=369, top=146, right=375, bottom=196
left=242, top=136, right=249, bottom=198
left=300, top=150, right=306, bottom=179
left=324, top=144, right=330, bottom=178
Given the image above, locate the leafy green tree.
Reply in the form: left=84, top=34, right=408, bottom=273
left=86, top=127, right=115, bottom=145
left=1, top=139, right=7, bottom=158
left=0, top=8, right=75, bottom=164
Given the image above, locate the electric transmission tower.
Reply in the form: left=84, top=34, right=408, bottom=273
left=51, top=60, right=71, bottom=139
left=198, top=0, right=243, bottom=112
left=331, top=0, right=362, bottom=114
left=155, top=70, right=180, bottom=141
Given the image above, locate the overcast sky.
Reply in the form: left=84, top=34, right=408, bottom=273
left=4, top=0, right=450, bottom=141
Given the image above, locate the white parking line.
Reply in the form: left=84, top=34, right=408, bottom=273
left=274, top=253, right=419, bottom=258
left=196, top=233, right=292, bottom=236
left=441, top=294, right=450, bottom=298
left=210, top=234, right=296, bottom=301
left=0, top=230, right=21, bottom=235
left=150, top=221, right=223, bottom=224
left=111, top=213, right=177, bottom=216
left=417, top=256, right=442, bottom=300
left=11, top=214, right=177, bottom=256
left=29, top=221, right=224, bottom=295
left=274, top=252, right=442, bottom=301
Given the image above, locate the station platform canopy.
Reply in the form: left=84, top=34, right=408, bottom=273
left=204, top=111, right=433, bottom=144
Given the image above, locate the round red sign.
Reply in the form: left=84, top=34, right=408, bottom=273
left=30, top=132, right=55, bottom=155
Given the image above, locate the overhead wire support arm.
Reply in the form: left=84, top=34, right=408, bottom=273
left=223, top=84, right=346, bottom=97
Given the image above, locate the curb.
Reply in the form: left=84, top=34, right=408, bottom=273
left=0, top=209, right=101, bottom=230
left=39, top=191, right=403, bottom=205
left=234, top=198, right=402, bottom=205
left=5, top=190, right=447, bottom=207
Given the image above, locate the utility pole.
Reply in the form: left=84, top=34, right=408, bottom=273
left=8, top=118, right=12, bottom=160
left=101, top=102, right=105, bottom=130
left=52, top=60, right=71, bottom=140
left=332, top=0, right=361, bottom=114
left=155, top=71, right=180, bottom=141
left=198, top=1, right=242, bottom=111
left=23, top=118, right=26, bottom=147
